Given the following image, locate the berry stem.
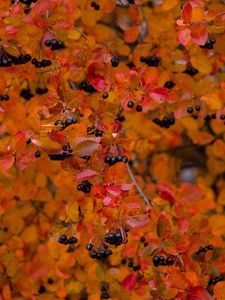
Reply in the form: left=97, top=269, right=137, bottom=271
left=126, top=163, right=152, bottom=207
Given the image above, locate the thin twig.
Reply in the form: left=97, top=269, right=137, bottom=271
left=126, top=163, right=152, bottom=207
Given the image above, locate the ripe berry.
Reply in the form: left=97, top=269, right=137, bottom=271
left=166, top=256, right=173, bottom=265
left=207, top=244, right=214, bottom=251
left=68, top=236, right=78, bottom=244
left=128, top=261, right=133, bottom=268
left=164, top=81, right=175, bottom=89
left=136, top=105, right=142, bottom=112
left=121, top=258, right=127, bottom=265
left=184, top=67, right=199, bottom=76
left=64, top=119, right=73, bottom=128
left=90, top=250, right=97, bottom=259
left=187, top=107, right=193, bottom=114
left=195, top=105, right=201, bottom=112
left=220, top=114, right=225, bottom=120
left=54, top=120, right=64, bottom=126
left=86, top=243, right=93, bottom=251
left=116, top=115, right=125, bottom=122
left=111, top=57, right=119, bottom=67
left=38, top=285, right=46, bottom=294
left=47, top=278, right=54, bottom=284
left=127, top=61, right=135, bottom=69
left=211, top=113, right=216, bottom=119
left=26, top=138, right=31, bottom=144
left=35, top=151, right=41, bottom=158
left=153, top=255, right=160, bottom=267
left=133, top=265, right=141, bottom=271
left=121, top=155, right=128, bottom=163
left=102, top=92, right=108, bottom=99
left=140, top=236, right=145, bottom=242
left=101, top=292, right=110, bottom=299
left=58, top=234, right=67, bottom=244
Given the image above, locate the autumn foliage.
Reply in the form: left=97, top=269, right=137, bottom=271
left=0, top=0, right=225, bottom=299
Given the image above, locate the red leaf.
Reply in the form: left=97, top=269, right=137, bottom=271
left=48, top=129, right=67, bottom=146
left=74, top=137, right=101, bottom=157
left=122, top=273, right=137, bottom=291
left=157, top=183, right=175, bottom=204
left=126, top=215, right=149, bottom=229
left=182, top=2, right=192, bottom=24
left=76, top=169, right=98, bottom=180
left=150, top=88, right=175, bottom=104
left=190, top=23, right=208, bottom=45
left=0, top=152, right=14, bottom=171
left=187, top=286, right=213, bottom=300
left=124, top=26, right=140, bottom=43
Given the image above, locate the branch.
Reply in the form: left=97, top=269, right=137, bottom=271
left=126, top=163, right=152, bottom=207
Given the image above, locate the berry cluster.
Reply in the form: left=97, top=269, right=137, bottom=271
left=91, top=1, right=100, bottom=10
left=0, top=94, right=9, bottom=101
left=45, top=39, right=65, bottom=50
left=87, top=125, right=104, bottom=137
left=20, top=88, right=34, bottom=100
left=0, top=49, right=31, bottom=67
left=111, top=57, right=119, bottom=67
left=195, top=244, right=214, bottom=255
left=104, top=155, right=128, bottom=166
left=38, top=285, right=46, bottom=294
left=31, top=58, right=51, bottom=68
left=200, top=38, right=216, bottom=50
left=121, top=258, right=141, bottom=271
left=153, top=115, right=175, bottom=128
left=58, top=234, right=78, bottom=245
left=100, top=285, right=110, bottom=299
left=54, top=118, right=78, bottom=129
left=140, top=56, right=161, bottom=67
left=128, top=0, right=135, bottom=4
left=104, top=227, right=129, bottom=246
left=88, top=243, right=113, bottom=260
left=126, top=61, right=135, bottom=69
left=77, top=180, right=92, bottom=193
left=164, top=80, right=176, bottom=89
left=153, top=255, right=174, bottom=267
left=208, top=275, right=224, bottom=286
left=19, top=0, right=37, bottom=5
left=35, top=87, right=48, bottom=95
left=48, top=151, right=73, bottom=161
left=78, top=81, right=97, bottom=93
left=184, top=67, right=199, bottom=76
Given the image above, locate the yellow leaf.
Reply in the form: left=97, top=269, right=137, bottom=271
left=191, top=54, right=212, bottom=74
left=67, top=29, right=81, bottom=40
left=161, top=0, right=178, bottom=11
left=191, top=7, right=204, bottom=22
left=66, top=201, right=79, bottom=222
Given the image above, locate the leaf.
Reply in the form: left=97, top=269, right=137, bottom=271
left=126, top=215, right=149, bottom=229
left=48, top=129, right=67, bottom=146
left=188, top=131, right=214, bottom=145
left=15, top=151, right=36, bottom=170
left=214, top=281, right=225, bottom=300
left=157, top=183, right=175, bottom=204
left=190, top=23, right=208, bottom=45
left=156, top=214, right=171, bottom=239
left=124, top=26, right=140, bottom=43
left=0, top=152, right=14, bottom=171
left=177, top=28, right=191, bottom=46
left=74, top=137, right=101, bottom=157
left=122, top=273, right=137, bottom=291
left=66, top=201, right=79, bottom=222
left=186, top=286, right=213, bottom=300
left=76, top=169, right=98, bottom=180
left=181, top=2, right=192, bottom=24
left=105, top=185, right=121, bottom=196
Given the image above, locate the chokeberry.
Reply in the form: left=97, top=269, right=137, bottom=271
left=86, top=243, right=93, bottom=251
left=140, top=236, right=145, bottom=242
left=111, top=57, right=119, bottom=67
left=47, top=278, right=54, bottom=285
left=26, top=138, right=31, bottom=144
left=136, top=105, right=142, bottom=112
left=35, top=151, right=41, bottom=158
left=164, top=81, right=175, bottom=89
left=38, top=285, right=46, bottom=294
left=133, top=265, right=141, bottom=271
left=195, top=105, right=201, bottom=112
left=121, top=258, right=127, bottom=265
left=102, top=92, right=108, bottom=99
left=187, top=107, right=193, bottom=114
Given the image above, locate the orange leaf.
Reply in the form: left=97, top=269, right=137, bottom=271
left=48, top=129, right=67, bottom=146
left=124, top=26, right=140, bottom=44
left=188, top=131, right=214, bottom=145
left=214, top=281, right=225, bottom=300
